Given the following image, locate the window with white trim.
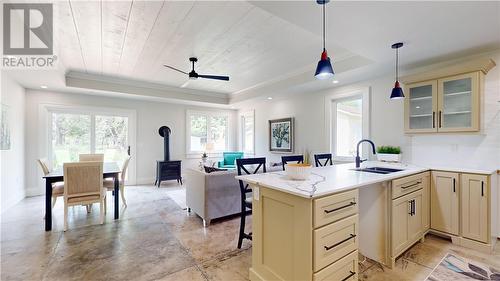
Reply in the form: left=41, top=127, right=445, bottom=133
left=187, top=110, right=229, bottom=153
left=332, top=96, right=363, bottom=159
left=240, top=111, right=254, bottom=154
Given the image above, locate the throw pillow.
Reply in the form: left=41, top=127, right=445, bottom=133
left=204, top=166, right=227, bottom=173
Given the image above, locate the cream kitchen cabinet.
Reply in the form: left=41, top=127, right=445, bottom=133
left=461, top=173, right=489, bottom=243
left=402, top=58, right=496, bottom=134
left=390, top=172, right=428, bottom=266
left=405, top=72, right=481, bottom=133
left=391, top=190, right=423, bottom=256
left=431, top=171, right=460, bottom=235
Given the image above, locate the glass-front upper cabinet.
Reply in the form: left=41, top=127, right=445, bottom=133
left=404, top=71, right=481, bottom=133
left=404, top=80, right=438, bottom=133
left=438, top=72, right=479, bottom=132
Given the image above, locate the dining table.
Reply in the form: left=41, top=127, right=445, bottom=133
left=43, top=162, right=121, bottom=231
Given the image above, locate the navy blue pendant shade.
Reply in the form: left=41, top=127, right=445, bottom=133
left=314, top=1, right=334, bottom=79
left=315, top=49, right=334, bottom=79
left=390, top=81, right=404, bottom=99
left=390, top=42, right=404, bottom=99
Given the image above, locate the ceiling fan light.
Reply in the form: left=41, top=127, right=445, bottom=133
left=315, top=50, right=334, bottom=79
left=390, top=81, right=405, bottom=99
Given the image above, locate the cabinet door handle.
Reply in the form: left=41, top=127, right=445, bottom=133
left=324, top=234, right=356, bottom=251
left=453, top=178, right=456, bottom=193
left=481, top=181, right=484, bottom=197
left=432, top=111, right=435, bottom=128
left=439, top=110, right=442, bottom=128
left=401, top=181, right=421, bottom=189
left=408, top=200, right=413, bottom=216
left=413, top=199, right=416, bottom=215
left=341, top=271, right=356, bottom=281
left=324, top=201, right=356, bottom=214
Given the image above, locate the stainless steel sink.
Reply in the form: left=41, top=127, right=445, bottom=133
left=352, top=166, right=404, bottom=174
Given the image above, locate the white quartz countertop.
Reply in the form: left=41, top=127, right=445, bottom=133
left=236, top=162, right=429, bottom=198
left=236, top=161, right=497, bottom=199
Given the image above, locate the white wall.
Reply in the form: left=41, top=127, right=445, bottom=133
left=0, top=73, right=26, bottom=213
left=25, top=90, right=237, bottom=196
left=238, top=75, right=411, bottom=164
left=409, top=53, right=500, bottom=172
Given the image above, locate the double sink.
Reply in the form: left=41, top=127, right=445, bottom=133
left=352, top=166, right=404, bottom=174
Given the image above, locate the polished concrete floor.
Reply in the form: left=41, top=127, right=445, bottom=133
left=1, top=185, right=499, bottom=281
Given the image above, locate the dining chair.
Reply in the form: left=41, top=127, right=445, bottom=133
left=79, top=154, right=104, bottom=162
left=37, top=158, right=64, bottom=212
left=314, top=153, right=333, bottom=167
left=103, top=156, right=131, bottom=207
left=63, top=161, right=106, bottom=231
left=236, top=157, right=266, bottom=249
left=281, top=155, right=304, bottom=171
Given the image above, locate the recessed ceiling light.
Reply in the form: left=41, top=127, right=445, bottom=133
left=40, top=85, right=48, bottom=89
left=332, top=80, right=339, bottom=84
left=267, top=97, right=273, bottom=100
left=415, top=106, right=420, bottom=109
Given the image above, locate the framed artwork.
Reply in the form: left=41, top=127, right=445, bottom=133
left=0, top=103, right=11, bottom=150
left=269, top=117, right=294, bottom=153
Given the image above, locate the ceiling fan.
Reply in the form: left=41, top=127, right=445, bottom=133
left=163, top=57, right=229, bottom=81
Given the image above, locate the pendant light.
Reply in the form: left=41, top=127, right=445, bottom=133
left=390, top=42, right=404, bottom=99
left=314, top=0, right=334, bottom=79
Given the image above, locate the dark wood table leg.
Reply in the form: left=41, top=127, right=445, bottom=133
left=114, top=174, right=119, bottom=220
left=45, top=179, right=52, bottom=231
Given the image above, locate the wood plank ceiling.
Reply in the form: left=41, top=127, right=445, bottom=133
left=56, top=1, right=346, bottom=95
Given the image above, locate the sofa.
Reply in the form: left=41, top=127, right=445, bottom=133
left=185, top=165, right=282, bottom=227
left=217, top=152, right=244, bottom=169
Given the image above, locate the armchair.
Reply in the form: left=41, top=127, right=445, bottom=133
left=217, top=152, right=244, bottom=169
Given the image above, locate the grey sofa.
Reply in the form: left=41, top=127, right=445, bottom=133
left=185, top=166, right=281, bottom=227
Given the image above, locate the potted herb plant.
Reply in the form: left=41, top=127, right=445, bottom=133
left=376, top=146, right=402, bottom=162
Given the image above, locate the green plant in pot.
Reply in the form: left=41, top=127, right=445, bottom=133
left=376, top=145, right=402, bottom=162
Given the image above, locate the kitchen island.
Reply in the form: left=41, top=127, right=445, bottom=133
left=236, top=162, right=497, bottom=281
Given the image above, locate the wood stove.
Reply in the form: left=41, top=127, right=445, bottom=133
left=155, top=126, right=182, bottom=187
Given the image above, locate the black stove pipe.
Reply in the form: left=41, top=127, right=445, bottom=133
left=158, top=126, right=171, bottom=161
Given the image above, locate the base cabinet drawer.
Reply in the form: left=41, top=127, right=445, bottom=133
left=313, top=250, right=358, bottom=281
left=392, top=172, right=429, bottom=199
left=314, top=189, right=358, bottom=228
left=314, top=215, right=358, bottom=272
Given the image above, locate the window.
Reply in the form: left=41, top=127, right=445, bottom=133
left=240, top=111, right=254, bottom=154
left=332, top=96, right=363, bottom=159
left=51, top=112, right=91, bottom=168
left=49, top=111, right=130, bottom=171
left=187, top=110, right=229, bottom=153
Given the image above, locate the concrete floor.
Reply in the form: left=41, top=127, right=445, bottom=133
left=1, top=185, right=499, bottom=281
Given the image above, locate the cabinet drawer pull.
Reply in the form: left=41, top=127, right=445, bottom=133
left=324, top=201, right=356, bottom=214
left=341, top=271, right=356, bottom=281
left=324, top=234, right=356, bottom=251
left=400, top=181, right=421, bottom=189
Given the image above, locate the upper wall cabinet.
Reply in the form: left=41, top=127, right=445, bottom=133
left=402, top=58, right=496, bottom=134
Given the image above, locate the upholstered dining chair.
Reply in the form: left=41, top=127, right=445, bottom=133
left=63, top=161, right=106, bottom=231
left=37, top=158, right=64, bottom=213
left=281, top=155, right=304, bottom=171
left=79, top=154, right=104, bottom=162
left=314, top=153, right=333, bottom=167
left=236, top=157, right=266, bottom=249
left=103, top=156, right=131, bottom=207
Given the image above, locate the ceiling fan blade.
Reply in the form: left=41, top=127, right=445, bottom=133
left=163, top=65, right=188, bottom=75
left=197, top=74, right=230, bottom=81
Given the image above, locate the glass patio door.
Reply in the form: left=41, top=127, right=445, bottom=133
left=49, top=112, right=131, bottom=179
